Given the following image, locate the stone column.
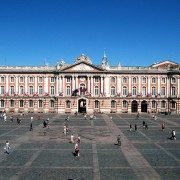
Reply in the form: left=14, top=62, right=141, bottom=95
left=25, top=76, right=28, bottom=93
left=62, top=75, right=65, bottom=96
left=101, top=75, right=104, bottom=94
left=72, top=75, right=75, bottom=92
left=44, top=76, right=48, bottom=93
left=129, top=76, right=131, bottom=93
left=56, top=76, right=59, bottom=96
left=148, top=76, right=151, bottom=94
left=117, top=76, right=121, bottom=94
left=157, top=76, right=160, bottom=94
left=90, top=76, right=93, bottom=96
left=15, top=76, right=18, bottom=93
left=5, top=75, right=8, bottom=93
left=167, top=77, right=169, bottom=97
left=87, top=75, right=91, bottom=93
left=35, top=76, right=37, bottom=93
left=104, top=75, right=110, bottom=97
left=138, top=76, right=141, bottom=94
left=178, top=77, right=180, bottom=98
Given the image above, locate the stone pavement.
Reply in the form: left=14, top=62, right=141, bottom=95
left=0, top=113, right=179, bottom=180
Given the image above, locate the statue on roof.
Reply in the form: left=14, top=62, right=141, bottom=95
left=75, top=54, right=92, bottom=64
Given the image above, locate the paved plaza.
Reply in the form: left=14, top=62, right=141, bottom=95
left=0, top=113, right=179, bottom=180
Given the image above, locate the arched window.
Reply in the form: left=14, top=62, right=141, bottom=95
left=171, top=101, right=176, bottom=109
left=94, top=100, right=99, bottom=109
left=66, top=100, right=71, bottom=108
left=132, top=86, right=137, bottom=96
left=0, top=86, right=4, bottom=95
left=0, top=100, right=5, bottom=107
left=10, top=100, right=14, bottom=107
left=142, top=86, right=146, bottom=96
left=94, top=86, right=99, bottom=96
left=111, top=100, right=116, bottom=108
left=38, top=100, right=43, bottom=108
left=28, top=100, right=33, bottom=107
left=122, top=77, right=127, bottom=83
left=161, top=77, right=166, bottom=83
left=152, top=86, right=156, bottom=96
left=132, top=77, right=137, bottom=83
left=152, top=77, right=156, bottom=83
left=29, top=86, right=34, bottom=95
left=19, top=100, right=24, bottom=107
left=171, top=87, right=176, bottom=96
left=66, top=86, right=71, bottom=96
left=38, top=86, right=43, bottom=95
left=50, top=100, right=55, bottom=108
left=142, top=77, right=147, bottom=83
left=122, top=100, right=128, bottom=108
left=122, top=86, right=127, bottom=96
left=19, top=86, right=24, bottom=95
left=171, top=77, right=176, bottom=84
left=161, top=101, right=166, bottom=108
left=161, top=87, right=166, bottom=96
left=80, top=83, right=86, bottom=95
left=50, top=86, right=55, bottom=95
left=10, top=86, right=15, bottom=95
left=111, top=86, right=115, bottom=96
left=111, top=77, right=115, bottom=83
left=152, top=101, right=156, bottom=108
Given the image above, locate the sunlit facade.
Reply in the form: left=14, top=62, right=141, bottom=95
left=0, top=54, right=180, bottom=114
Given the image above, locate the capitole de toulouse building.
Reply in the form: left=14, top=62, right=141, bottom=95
left=0, top=54, right=180, bottom=114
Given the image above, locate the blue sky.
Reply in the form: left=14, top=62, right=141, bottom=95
left=0, top=0, right=180, bottom=66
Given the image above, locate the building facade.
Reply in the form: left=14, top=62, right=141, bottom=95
left=0, top=54, right=180, bottom=114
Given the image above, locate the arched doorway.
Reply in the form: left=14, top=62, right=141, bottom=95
left=131, top=100, right=138, bottom=112
left=141, top=100, right=147, bottom=112
left=78, top=99, right=86, bottom=113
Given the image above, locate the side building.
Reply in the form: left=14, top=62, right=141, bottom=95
left=0, top=54, right=180, bottom=114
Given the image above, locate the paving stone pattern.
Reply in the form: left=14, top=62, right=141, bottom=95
left=0, top=113, right=179, bottom=180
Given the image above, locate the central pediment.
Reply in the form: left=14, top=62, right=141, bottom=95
left=62, top=62, right=104, bottom=72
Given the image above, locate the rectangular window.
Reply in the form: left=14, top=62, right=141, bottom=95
left=0, top=86, right=4, bottom=95
left=29, top=86, right=34, bottom=95
left=10, top=77, right=14, bottom=82
left=19, top=100, right=24, bottom=108
left=29, top=77, right=33, bottom=83
left=29, top=100, right=33, bottom=107
left=10, top=100, right=14, bottom=108
left=19, top=77, right=24, bottom=83
left=66, top=77, right=71, bottom=83
left=95, top=101, right=99, bottom=108
left=39, top=77, right=43, bottom=82
left=10, top=86, right=14, bottom=95
left=94, top=77, right=99, bottom=83
left=50, top=77, right=55, bottom=82
left=1, top=77, right=5, bottom=82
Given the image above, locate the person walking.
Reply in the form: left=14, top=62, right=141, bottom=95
left=143, top=121, right=145, bottom=128
left=145, top=123, right=148, bottom=130
left=70, top=134, right=74, bottom=143
left=129, top=124, right=132, bottom=131
left=161, top=123, right=165, bottom=131
left=135, top=124, right=137, bottom=131
left=171, top=130, right=176, bottom=140
left=74, top=143, right=80, bottom=157
left=84, top=114, right=87, bottom=120
left=29, top=116, right=33, bottom=131
left=10, top=116, right=13, bottom=122
left=4, top=141, right=11, bottom=154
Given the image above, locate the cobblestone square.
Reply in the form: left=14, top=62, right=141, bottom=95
left=0, top=113, right=179, bottom=179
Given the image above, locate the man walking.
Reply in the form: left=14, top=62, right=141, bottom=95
left=4, top=141, right=11, bottom=154
left=29, top=116, right=33, bottom=131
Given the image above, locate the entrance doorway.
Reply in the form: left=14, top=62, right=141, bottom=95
left=78, top=99, right=86, bottom=113
left=141, top=100, right=147, bottom=112
left=131, top=100, right=138, bottom=113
